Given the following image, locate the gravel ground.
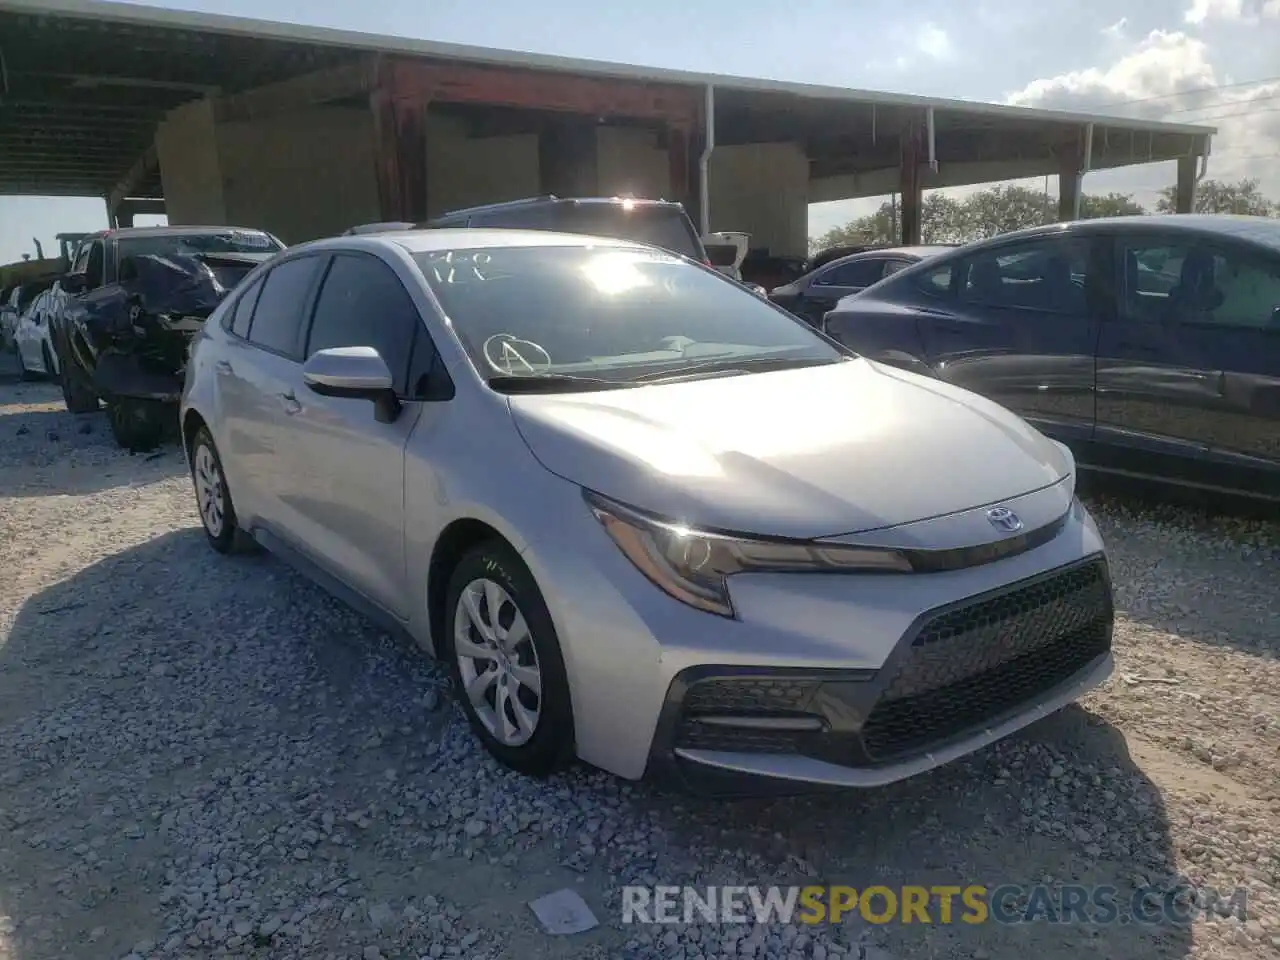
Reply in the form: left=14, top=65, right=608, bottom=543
left=0, top=369, right=1277, bottom=960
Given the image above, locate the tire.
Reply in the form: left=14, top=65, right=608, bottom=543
left=16, top=348, right=38, bottom=382
left=57, top=333, right=99, bottom=413
left=189, top=426, right=256, bottom=554
left=106, top=397, right=166, bottom=453
left=443, top=541, right=575, bottom=777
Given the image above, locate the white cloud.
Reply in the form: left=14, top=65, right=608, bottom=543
left=1007, top=28, right=1280, bottom=203
left=916, top=23, right=953, bottom=60
left=1184, top=0, right=1280, bottom=22
left=1102, top=17, right=1128, bottom=40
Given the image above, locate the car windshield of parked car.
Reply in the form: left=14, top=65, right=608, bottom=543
left=413, top=245, right=845, bottom=390
left=116, top=230, right=283, bottom=262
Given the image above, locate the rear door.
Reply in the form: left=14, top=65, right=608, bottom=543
left=915, top=232, right=1108, bottom=445
left=217, top=254, right=325, bottom=535
left=1097, top=232, right=1280, bottom=497
left=794, top=257, right=891, bottom=326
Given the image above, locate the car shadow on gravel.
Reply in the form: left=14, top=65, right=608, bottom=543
left=0, top=528, right=1194, bottom=960
left=0, top=403, right=186, bottom=497
left=632, top=705, right=1194, bottom=960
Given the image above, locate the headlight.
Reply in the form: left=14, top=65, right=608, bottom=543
left=584, top=490, right=912, bottom=618
left=1049, top=439, right=1077, bottom=498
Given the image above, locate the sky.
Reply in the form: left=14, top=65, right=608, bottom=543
left=3, top=0, right=1280, bottom=262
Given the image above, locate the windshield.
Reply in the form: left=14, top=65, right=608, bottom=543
left=413, top=245, right=844, bottom=390
left=542, top=205, right=703, bottom=260
left=116, top=230, right=283, bottom=262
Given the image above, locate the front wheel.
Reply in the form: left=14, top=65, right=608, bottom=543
left=443, top=542, right=575, bottom=777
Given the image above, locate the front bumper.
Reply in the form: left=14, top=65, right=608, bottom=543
left=645, top=554, right=1114, bottom=796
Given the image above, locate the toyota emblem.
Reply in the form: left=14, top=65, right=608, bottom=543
left=986, top=506, right=1024, bottom=533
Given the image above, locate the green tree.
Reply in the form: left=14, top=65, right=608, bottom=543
left=1079, top=192, right=1148, bottom=219
left=1156, top=177, right=1277, bottom=216
left=812, top=185, right=1152, bottom=252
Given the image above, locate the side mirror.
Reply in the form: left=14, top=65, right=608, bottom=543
left=62, top=274, right=86, bottom=294
left=302, top=346, right=401, bottom=423
left=704, top=242, right=739, bottom=268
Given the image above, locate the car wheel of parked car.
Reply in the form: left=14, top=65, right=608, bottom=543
left=443, top=542, right=574, bottom=777
left=56, top=335, right=99, bottom=413
left=16, top=349, right=38, bottom=382
left=106, top=397, right=165, bottom=453
left=189, top=426, right=256, bottom=554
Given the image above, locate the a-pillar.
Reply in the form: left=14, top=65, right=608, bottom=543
left=898, top=122, right=923, bottom=245
left=1175, top=154, right=1197, bottom=214
left=371, top=90, right=429, bottom=222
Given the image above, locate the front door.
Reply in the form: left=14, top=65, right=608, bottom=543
left=1097, top=233, right=1280, bottom=497
left=282, top=252, right=430, bottom=619
left=916, top=232, right=1107, bottom=446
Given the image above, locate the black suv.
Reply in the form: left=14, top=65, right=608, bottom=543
left=425, top=195, right=712, bottom=262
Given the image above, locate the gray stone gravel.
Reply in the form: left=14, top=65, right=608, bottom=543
left=0, top=378, right=1277, bottom=960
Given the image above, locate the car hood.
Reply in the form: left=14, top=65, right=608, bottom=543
left=508, top=358, right=1072, bottom=539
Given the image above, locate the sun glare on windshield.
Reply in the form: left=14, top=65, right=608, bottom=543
left=581, top=252, right=654, bottom=296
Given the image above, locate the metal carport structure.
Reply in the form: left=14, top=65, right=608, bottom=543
left=0, top=0, right=1216, bottom=250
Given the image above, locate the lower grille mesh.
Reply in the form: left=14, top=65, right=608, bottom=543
left=861, top=559, right=1112, bottom=760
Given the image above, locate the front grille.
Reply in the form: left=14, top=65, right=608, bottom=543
left=861, top=559, right=1112, bottom=761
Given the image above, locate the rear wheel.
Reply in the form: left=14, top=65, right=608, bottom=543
left=57, top=333, right=99, bottom=413
left=107, top=397, right=165, bottom=453
left=16, top=348, right=38, bottom=382
left=189, top=426, right=256, bottom=554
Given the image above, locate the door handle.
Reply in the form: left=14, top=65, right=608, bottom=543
left=215, top=359, right=233, bottom=373
left=278, top=391, right=302, bottom=415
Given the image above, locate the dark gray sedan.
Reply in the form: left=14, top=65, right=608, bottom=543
left=769, top=245, right=954, bottom=327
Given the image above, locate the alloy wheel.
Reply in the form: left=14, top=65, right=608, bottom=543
left=452, top=577, right=543, bottom=746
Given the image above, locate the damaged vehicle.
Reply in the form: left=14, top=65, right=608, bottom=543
left=53, top=226, right=285, bottom=450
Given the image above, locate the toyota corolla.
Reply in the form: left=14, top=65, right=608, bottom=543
left=180, top=229, right=1114, bottom=793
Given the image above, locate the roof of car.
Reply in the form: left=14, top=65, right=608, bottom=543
left=996, top=214, right=1280, bottom=251
left=291, top=228, right=652, bottom=256
left=433, top=195, right=684, bottom=218
left=86, top=225, right=277, bottom=240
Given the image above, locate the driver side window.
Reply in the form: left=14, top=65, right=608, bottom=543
left=304, top=253, right=426, bottom=395
left=85, top=241, right=105, bottom=290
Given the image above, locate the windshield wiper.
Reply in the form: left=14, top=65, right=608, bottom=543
left=486, top=374, right=631, bottom=394
left=632, top=355, right=843, bottom=383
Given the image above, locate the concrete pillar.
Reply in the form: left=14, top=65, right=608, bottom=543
left=1058, top=161, right=1082, bottom=221
left=539, top=118, right=598, bottom=197
left=898, top=124, right=922, bottom=245
left=1175, top=154, right=1197, bottom=214
left=372, top=92, right=428, bottom=222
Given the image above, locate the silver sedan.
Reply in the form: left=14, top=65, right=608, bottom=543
left=179, top=229, right=1114, bottom=793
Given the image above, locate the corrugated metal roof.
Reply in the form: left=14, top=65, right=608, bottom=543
left=0, top=0, right=1217, bottom=138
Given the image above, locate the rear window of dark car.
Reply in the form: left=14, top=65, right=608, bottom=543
left=116, top=231, right=283, bottom=263
left=542, top=205, right=702, bottom=260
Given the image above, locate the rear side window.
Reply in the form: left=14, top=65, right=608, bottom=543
left=305, top=254, right=423, bottom=393
left=958, top=237, right=1092, bottom=315
left=814, top=258, right=886, bottom=288
left=227, top=277, right=264, bottom=339
left=246, top=256, right=321, bottom=358
left=917, top=263, right=956, bottom=296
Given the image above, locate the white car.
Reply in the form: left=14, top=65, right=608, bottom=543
left=181, top=229, right=1115, bottom=793
left=14, top=284, right=62, bottom=380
